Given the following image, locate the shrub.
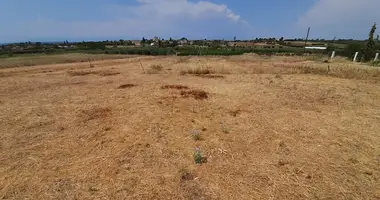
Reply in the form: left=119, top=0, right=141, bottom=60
left=194, top=147, right=207, bottom=164
left=180, top=90, right=208, bottom=100
left=147, top=64, right=163, bottom=74
left=150, top=64, right=163, bottom=71
left=370, top=60, right=380, bottom=67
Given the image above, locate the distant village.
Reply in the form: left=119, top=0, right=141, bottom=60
left=1, top=36, right=342, bottom=53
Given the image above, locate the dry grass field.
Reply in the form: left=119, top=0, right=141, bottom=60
left=0, top=53, right=133, bottom=68
left=0, top=54, right=380, bottom=199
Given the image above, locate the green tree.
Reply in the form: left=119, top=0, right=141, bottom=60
left=35, top=42, right=42, bottom=49
left=363, top=23, right=377, bottom=62
left=344, top=43, right=364, bottom=58
left=141, top=37, right=146, bottom=45
left=279, top=37, right=284, bottom=45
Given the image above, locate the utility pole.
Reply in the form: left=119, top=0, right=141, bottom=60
left=304, top=27, right=310, bottom=53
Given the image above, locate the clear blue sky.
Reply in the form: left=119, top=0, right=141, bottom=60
left=0, top=0, right=379, bottom=43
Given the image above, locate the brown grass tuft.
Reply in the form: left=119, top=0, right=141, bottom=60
left=67, top=70, right=95, bottom=76
left=118, top=84, right=137, bottom=89
left=97, top=71, right=120, bottom=76
left=146, top=64, right=163, bottom=74
left=229, top=109, right=241, bottom=117
left=161, top=85, right=189, bottom=90
left=180, top=67, right=213, bottom=75
left=67, top=70, right=120, bottom=77
left=180, top=90, right=208, bottom=100
left=179, top=168, right=195, bottom=182
left=198, top=74, right=225, bottom=79
left=78, top=107, right=111, bottom=122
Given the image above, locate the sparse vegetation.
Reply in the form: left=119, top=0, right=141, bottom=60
left=371, top=60, right=380, bottom=67
left=1, top=55, right=380, bottom=199
left=67, top=70, right=120, bottom=76
left=146, top=64, right=163, bottom=74
left=191, top=130, right=202, bottom=141
left=118, top=84, right=137, bottom=89
left=179, top=168, right=195, bottom=181
left=180, top=67, right=214, bottom=75
left=161, top=85, right=189, bottom=90
left=180, top=90, right=208, bottom=100
left=194, top=147, right=207, bottom=164
left=198, top=74, right=225, bottom=79
left=222, top=126, right=230, bottom=134
left=0, top=53, right=128, bottom=68
left=67, top=70, right=95, bottom=76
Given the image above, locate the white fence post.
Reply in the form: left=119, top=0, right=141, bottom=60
left=374, top=53, right=379, bottom=61
left=353, top=52, right=359, bottom=62
left=330, top=51, right=336, bottom=59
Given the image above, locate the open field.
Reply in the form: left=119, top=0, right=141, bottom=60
left=1, top=55, right=380, bottom=199
left=0, top=53, right=133, bottom=69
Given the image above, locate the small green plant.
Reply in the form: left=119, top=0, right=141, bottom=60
left=194, top=147, right=207, bottom=164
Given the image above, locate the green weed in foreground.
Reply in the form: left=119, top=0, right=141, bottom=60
left=194, top=147, right=207, bottom=164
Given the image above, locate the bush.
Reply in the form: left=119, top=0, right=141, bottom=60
left=150, top=64, right=163, bottom=71
left=370, top=60, right=380, bottom=67
left=343, top=43, right=364, bottom=58
left=146, top=64, right=163, bottom=74
left=194, top=147, right=207, bottom=164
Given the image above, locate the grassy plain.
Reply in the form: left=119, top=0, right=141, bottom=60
left=0, top=54, right=379, bottom=199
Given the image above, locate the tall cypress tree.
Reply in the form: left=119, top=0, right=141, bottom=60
left=363, top=23, right=377, bottom=62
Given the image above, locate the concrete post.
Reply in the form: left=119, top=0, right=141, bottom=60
left=353, top=52, right=359, bottom=62
left=330, top=51, right=336, bottom=59
left=374, top=53, right=379, bottom=61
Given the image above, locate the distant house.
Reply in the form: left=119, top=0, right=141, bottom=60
left=131, top=40, right=141, bottom=46
left=304, top=46, right=327, bottom=50
left=153, top=36, right=160, bottom=43
left=178, top=38, right=189, bottom=45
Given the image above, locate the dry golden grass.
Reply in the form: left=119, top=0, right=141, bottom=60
left=0, top=53, right=133, bottom=68
left=67, top=70, right=121, bottom=77
left=161, top=85, right=190, bottom=90
left=118, top=84, right=138, bottom=89
left=1, top=55, right=380, bottom=199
